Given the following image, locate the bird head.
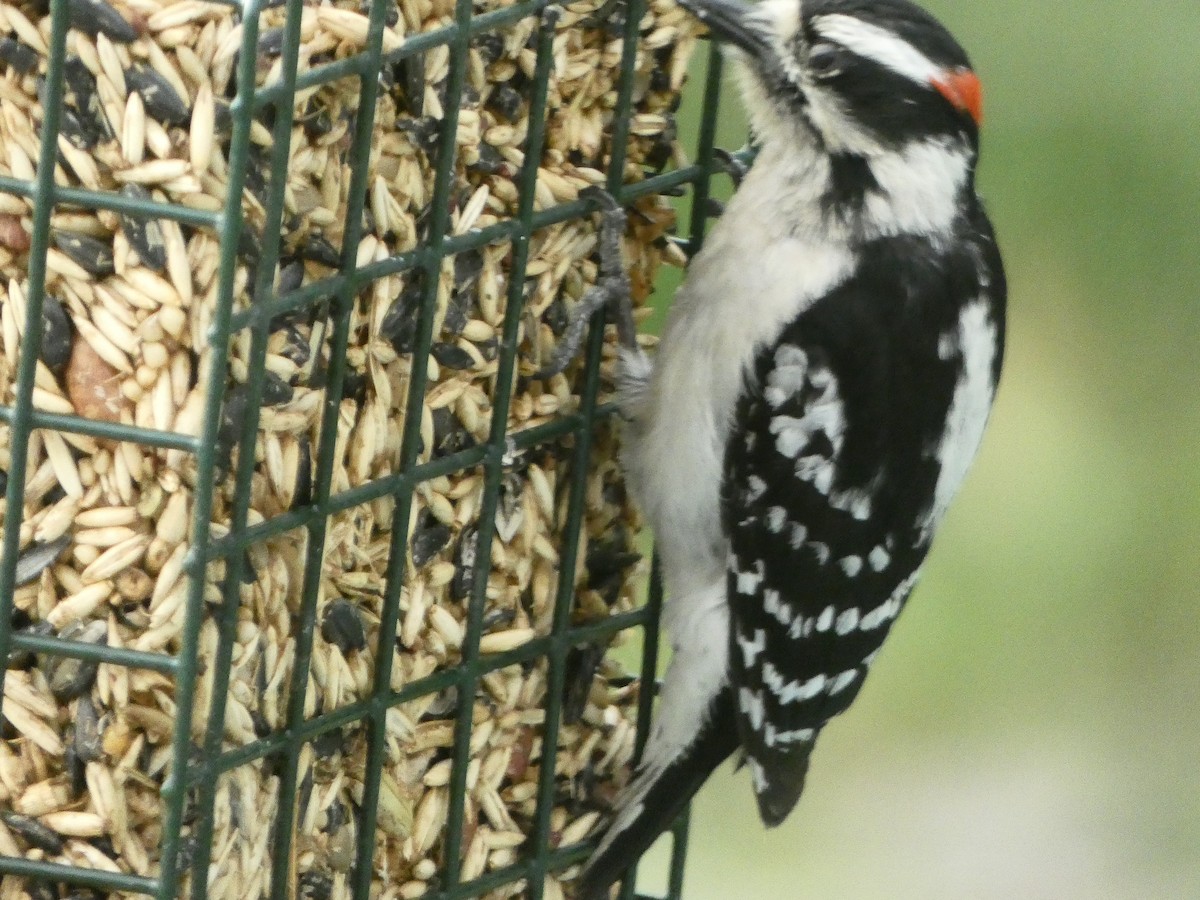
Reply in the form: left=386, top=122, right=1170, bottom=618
left=681, top=0, right=984, bottom=159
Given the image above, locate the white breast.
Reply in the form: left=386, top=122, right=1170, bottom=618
left=621, top=145, right=855, bottom=604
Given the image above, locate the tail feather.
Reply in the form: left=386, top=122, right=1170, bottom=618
left=578, top=689, right=738, bottom=900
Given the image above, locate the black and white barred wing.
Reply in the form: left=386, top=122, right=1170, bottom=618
left=722, top=335, right=921, bottom=826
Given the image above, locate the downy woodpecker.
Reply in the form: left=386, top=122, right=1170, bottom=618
left=580, top=0, right=1006, bottom=895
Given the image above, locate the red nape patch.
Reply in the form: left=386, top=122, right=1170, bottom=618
left=932, top=68, right=984, bottom=126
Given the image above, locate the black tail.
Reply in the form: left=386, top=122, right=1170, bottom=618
left=578, top=689, right=739, bottom=900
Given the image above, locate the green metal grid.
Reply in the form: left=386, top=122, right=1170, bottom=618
left=0, top=0, right=733, bottom=897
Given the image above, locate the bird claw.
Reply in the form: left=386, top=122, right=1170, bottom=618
left=531, top=188, right=637, bottom=380
left=713, top=147, right=751, bottom=187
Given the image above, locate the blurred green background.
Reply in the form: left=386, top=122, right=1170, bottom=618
left=632, top=1, right=1200, bottom=897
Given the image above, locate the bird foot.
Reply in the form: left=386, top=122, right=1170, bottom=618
left=532, top=188, right=637, bottom=380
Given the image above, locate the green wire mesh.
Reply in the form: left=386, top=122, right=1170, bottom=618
left=0, top=0, right=731, bottom=897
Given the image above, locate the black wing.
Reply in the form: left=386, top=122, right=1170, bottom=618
left=721, top=242, right=980, bottom=825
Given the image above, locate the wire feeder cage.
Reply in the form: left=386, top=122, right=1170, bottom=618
left=0, top=0, right=732, bottom=897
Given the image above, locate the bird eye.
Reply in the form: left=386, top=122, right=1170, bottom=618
left=807, top=45, right=843, bottom=79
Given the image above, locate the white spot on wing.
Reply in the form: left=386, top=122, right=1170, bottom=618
left=775, top=727, right=815, bottom=745
left=739, top=628, right=766, bottom=667
left=766, top=506, right=788, bottom=533
left=816, top=605, right=834, bottom=632
left=796, top=455, right=834, bottom=492
left=739, top=687, right=765, bottom=731
left=831, top=487, right=873, bottom=520
left=839, top=555, right=863, bottom=577
left=835, top=607, right=860, bottom=634
left=869, top=545, right=891, bottom=572
left=736, top=559, right=766, bottom=595
left=749, top=757, right=769, bottom=792
left=771, top=416, right=809, bottom=458
left=763, top=663, right=827, bottom=704
left=790, top=523, right=808, bottom=548
left=828, top=668, right=859, bottom=695
left=938, top=331, right=959, bottom=360
left=765, top=345, right=808, bottom=407
left=764, top=589, right=794, bottom=626
left=746, top=475, right=768, bottom=503
left=860, top=571, right=920, bottom=630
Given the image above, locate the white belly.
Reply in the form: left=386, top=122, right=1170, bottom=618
left=621, top=165, right=854, bottom=609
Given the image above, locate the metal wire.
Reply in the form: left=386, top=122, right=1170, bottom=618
left=0, top=0, right=732, bottom=897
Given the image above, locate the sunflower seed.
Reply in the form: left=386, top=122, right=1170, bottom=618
left=320, top=599, right=367, bottom=655
left=117, top=185, right=167, bottom=270
left=14, top=535, right=71, bottom=586
left=43, top=619, right=108, bottom=701
left=0, top=37, right=38, bottom=74
left=125, top=62, right=189, bottom=126
left=68, top=0, right=137, bottom=43
left=53, top=232, right=115, bottom=277
left=40, top=294, right=74, bottom=372
left=411, top=513, right=452, bottom=568
left=0, top=811, right=64, bottom=854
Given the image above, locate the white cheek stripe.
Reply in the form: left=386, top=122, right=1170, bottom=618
left=813, top=14, right=942, bottom=87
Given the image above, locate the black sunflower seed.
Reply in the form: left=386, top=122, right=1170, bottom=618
left=0, top=811, right=64, bottom=854
left=63, top=57, right=115, bottom=144
left=277, top=259, right=305, bottom=295
left=298, top=233, right=340, bottom=268
left=118, top=184, right=167, bottom=271
left=441, top=298, right=468, bottom=336
left=411, top=513, right=452, bottom=568
left=68, top=0, right=137, bottom=43
left=431, top=342, right=474, bottom=370
left=64, top=734, right=85, bottom=796
left=454, top=249, right=483, bottom=293
left=276, top=323, right=311, bottom=369
left=380, top=276, right=423, bottom=354
left=292, top=439, right=312, bottom=508
left=562, top=643, right=605, bottom=724
left=299, top=871, right=333, bottom=900
left=74, top=694, right=104, bottom=762
left=321, top=599, right=367, bottom=655
left=480, top=607, right=515, bottom=631
left=125, top=63, right=189, bottom=126
left=311, top=725, right=345, bottom=759
left=6, top=621, right=51, bottom=670
left=467, top=142, right=505, bottom=176
left=53, top=231, right=114, bottom=276
left=450, top=525, right=477, bottom=602
left=260, top=371, right=293, bottom=406
left=58, top=107, right=96, bottom=149
left=63, top=56, right=96, bottom=103
left=396, top=53, right=425, bottom=117
left=0, top=38, right=39, bottom=74
left=487, top=83, right=523, bottom=121
left=543, top=295, right=569, bottom=337
left=474, top=32, right=505, bottom=65
left=45, top=619, right=107, bottom=701
left=215, top=385, right=249, bottom=468
left=258, top=27, right=285, bottom=56
left=238, top=224, right=263, bottom=265
left=40, top=295, right=73, bottom=373
left=431, top=406, right=475, bottom=458
left=15, top=535, right=70, bottom=586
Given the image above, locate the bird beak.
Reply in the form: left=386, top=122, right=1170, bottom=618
left=678, top=0, right=770, bottom=58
